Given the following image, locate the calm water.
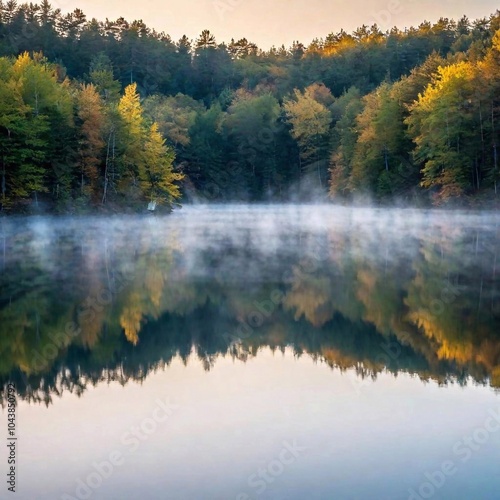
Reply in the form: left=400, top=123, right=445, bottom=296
left=1, top=205, right=500, bottom=500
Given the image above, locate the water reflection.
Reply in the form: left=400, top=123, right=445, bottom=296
left=1, top=205, right=500, bottom=405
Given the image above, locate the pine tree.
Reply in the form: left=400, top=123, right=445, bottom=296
left=117, top=82, right=145, bottom=198
left=139, top=122, right=183, bottom=207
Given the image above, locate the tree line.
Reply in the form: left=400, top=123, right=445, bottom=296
left=2, top=2, right=500, bottom=210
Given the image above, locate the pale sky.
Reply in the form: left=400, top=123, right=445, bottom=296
left=54, top=0, right=499, bottom=48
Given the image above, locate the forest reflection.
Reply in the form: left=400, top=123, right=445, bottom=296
left=1, top=206, right=500, bottom=405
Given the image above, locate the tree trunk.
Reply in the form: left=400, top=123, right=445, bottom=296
left=1, top=159, right=6, bottom=206
left=1, top=129, right=10, bottom=208
left=492, top=104, right=498, bottom=196
left=494, top=144, right=498, bottom=196
left=102, top=131, right=112, bottom=204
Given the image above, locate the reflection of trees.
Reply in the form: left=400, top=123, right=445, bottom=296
left=0, top=303, right=458, bottom=407
left=284, top=272, right=335, bottom=327
left=405, top=228, right=500, bottom=384
left=1, top=215, right=500, bottom=406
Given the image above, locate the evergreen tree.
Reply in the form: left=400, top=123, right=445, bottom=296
left=140, top=122, right=183, bottom=207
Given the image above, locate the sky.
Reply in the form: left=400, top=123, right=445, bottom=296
left=54, top=0, right=500, bottom=49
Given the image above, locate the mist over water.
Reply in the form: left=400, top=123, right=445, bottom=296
left=2, top=204, right=500, bottom=385
left=4, top=203, right=500, bottom=274
left=1, top=205, right=500, bottom=499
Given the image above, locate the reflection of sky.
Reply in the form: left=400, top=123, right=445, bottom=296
left=12, top=348, right=500, bottom=499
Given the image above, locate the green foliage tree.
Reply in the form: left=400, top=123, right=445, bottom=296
left=223, top=91, right=281, bottom=197
left=328, top=87, right=363, bottom=198
left=284, top=84, right=333, bottom=187
left=406, top=61, right=479, bottom=202
left=350, top=83, right=408, bottom=197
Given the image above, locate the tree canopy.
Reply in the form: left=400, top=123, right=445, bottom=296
left=2, top=4, right=500, bottom=210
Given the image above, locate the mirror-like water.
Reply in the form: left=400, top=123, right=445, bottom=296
left=1, top=205, right=500, bottom=499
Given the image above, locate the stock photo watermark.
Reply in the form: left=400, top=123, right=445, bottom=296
left=213, top=0, right=244, bottom=21
left=408, top=405, right=500, bottom=499
left=6, top=382, right=17, bottom=494
left=235, top=440, right=307, bottom=499
left=61, top=396, right=179, bottom=500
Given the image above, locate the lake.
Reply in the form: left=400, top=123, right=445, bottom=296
left=1, top=205, right=500, bottom=500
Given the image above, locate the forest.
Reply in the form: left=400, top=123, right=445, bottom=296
left=2, top=2, right=500, bottom=211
